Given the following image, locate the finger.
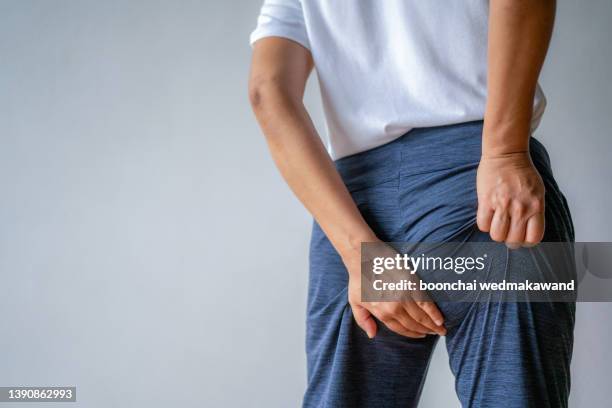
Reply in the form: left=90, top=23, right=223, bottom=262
left=392, top=308, right=433, bottom=335
left=404, top=302, right=447, bottom=336
left=374, top=304, right=431, bottom=335
left=384, top=319, right=427, bottom=339
left=477, top=203, right=495, bottom=233
left=489, top=209, right=510, bottom=242
left=524, top=212, right=545, bottom=247
left=417, top=301, right=445, bottom=328
left=505, top=213, right=527, bottom=249
left=351, top=303, right=377, bottom=339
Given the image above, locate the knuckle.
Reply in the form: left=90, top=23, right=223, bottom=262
left=415, top=316, right=428, bottom=326
left=495, top=193, right=512, bottom=209
left=530, top=199, right=544, bottom=213
left=387, top=323, right=403, bottom=333
left=510, top=217, right=526, bottom=230
left=401, top=318, right=416, bottom=329
left=378, top=311, right=391, bottom=321
left=400, top=330, right=415, bottom=338
left=512, top=201, right=528, bottom=216
left=389, top=303, right=402, bottom=314
left=477, top=220, right=491, bottom=233
left=490, top=231, right=504, bottom=242
left=527, top=229, right=544, bottom=243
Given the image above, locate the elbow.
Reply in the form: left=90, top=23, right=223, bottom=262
left=248, top=81, right=266, bottom=112
left=248, top=74, right=299, bottom=114
left=248, top=76, right=277, bottom=112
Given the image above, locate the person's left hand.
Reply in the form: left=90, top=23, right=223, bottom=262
left=476, top=151, right=545, bottom=248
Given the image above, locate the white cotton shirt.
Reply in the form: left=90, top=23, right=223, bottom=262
left=250, top=0, right=546, bottom=160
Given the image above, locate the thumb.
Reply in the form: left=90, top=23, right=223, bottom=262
left=351, top=303, right=377, bottom=339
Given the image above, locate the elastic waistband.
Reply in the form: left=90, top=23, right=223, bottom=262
left=334, top=120, right=551, bottom=192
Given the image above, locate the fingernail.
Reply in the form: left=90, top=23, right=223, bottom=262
left=434, top=319, right=444, bottom=326
left=367, top=332, right=374, bottom=339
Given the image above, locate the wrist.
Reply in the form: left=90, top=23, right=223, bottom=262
left=482, top=120, right=531, bottom=158
left=337, top=228, right=379, bottom=272
left=478, top=150, right=537, bottom=172
left=481, top=150, right=530, bottom=160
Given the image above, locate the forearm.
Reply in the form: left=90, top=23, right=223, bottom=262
left=254, top=92, right=375, bottom=260
left=249, top=39, right=376, bottom=266
left=484, top=0, right=556, bottom=156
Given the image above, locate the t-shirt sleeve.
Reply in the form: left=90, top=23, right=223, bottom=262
left=249, top=0, right=310, bottom=50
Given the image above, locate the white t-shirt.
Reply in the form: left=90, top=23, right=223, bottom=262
left=250, top=0, right=546, bottom=160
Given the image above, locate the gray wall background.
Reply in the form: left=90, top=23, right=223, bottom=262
left=0, top=1, right=610, bottom=407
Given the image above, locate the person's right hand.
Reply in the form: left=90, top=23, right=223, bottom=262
left=343, top=250, right=447, bottom=339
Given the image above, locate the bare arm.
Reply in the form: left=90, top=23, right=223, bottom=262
left=249, top=37, right=445, bottom=338
left=478, top=0, right=556, bottom=246
left=248, top=38, right=375, bottom=263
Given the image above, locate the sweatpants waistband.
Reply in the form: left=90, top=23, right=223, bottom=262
left=334, top=120, right=552, bottom=193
